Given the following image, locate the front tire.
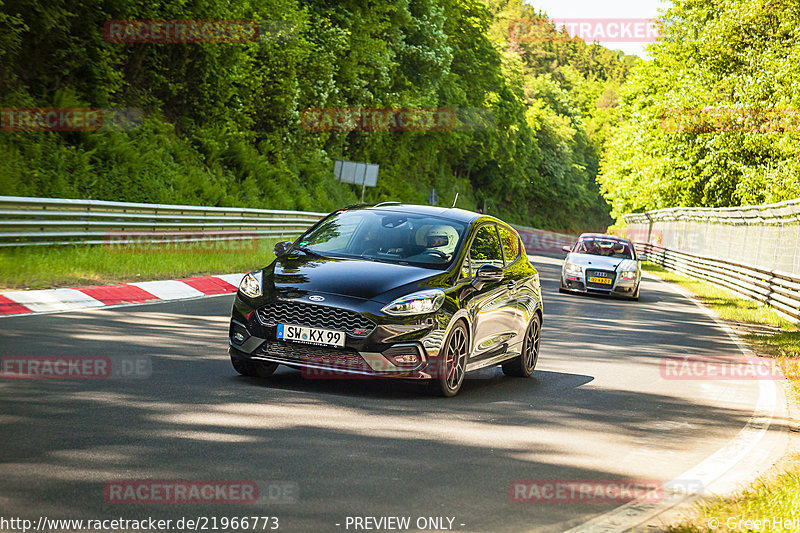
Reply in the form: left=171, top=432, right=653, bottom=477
left=431, top=321, right=469, bottom=397
left=502, top=314, right=541, bottom=378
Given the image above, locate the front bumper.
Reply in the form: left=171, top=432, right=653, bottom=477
left=229, top=293, right=452, bottom=379
left=561, top=271, right=638, bottom=296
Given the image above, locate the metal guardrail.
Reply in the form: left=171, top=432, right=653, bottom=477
left=1, top=195, right=586, bottom=253
left=0, top=196, right=328, bottom=247
left=637, top=242, right=800, bottom=323
left=627, top=243, right=800, bottom=326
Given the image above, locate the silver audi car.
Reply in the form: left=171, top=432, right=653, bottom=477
left=559, top=233, right=641, bottom=300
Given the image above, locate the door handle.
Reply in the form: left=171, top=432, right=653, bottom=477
left=506, top=281, right=517, bottom=290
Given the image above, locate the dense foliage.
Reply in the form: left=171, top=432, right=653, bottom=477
left=600, top=0, right=800, bottom=219
left=0, top=0, right=633, bottom=229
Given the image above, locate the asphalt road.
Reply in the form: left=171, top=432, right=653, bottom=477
left=0, top=255, right=790, bottom=533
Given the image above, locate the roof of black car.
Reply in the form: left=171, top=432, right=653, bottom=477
left=363, top=203, right=483, bottom=224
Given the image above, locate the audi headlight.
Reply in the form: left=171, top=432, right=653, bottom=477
left=565, top=263, right=582, bottom=275
left=381, top=289, right=445, bottom=316
left=238, top=271, right=263, bottom=298
left=620, top=270, right=636, bottom=280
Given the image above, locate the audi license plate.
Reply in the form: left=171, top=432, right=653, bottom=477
left=277, top=324, right=345, bottom=347
left=588, top=276, right=613, bottom=285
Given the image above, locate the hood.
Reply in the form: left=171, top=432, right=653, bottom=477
left=566, top=253, right=637, bottom=272
left=266, top=254, right=443, bottom=303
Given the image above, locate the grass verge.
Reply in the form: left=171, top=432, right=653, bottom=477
left=0, top=239, right=282, bottom=290
left=665, top=453, right=800, bottom=532
left=643, top=262, right=800, bottom=532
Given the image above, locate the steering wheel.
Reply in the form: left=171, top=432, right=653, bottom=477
left=422, top=250, right=449, bottom=259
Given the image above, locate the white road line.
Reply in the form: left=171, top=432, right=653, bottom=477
left=2, top=289, right=105, bottom=313
left=215, top=273, right=245, bottom=288
left=129, top=280, right=205, bottom=300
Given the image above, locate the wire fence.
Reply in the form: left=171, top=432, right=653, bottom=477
left=624, top=198, right=800, bottom=275
left=624, top=198, right=800, bottom=323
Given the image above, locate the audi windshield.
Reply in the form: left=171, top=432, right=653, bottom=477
left=573, top=238, right=634, bottom=259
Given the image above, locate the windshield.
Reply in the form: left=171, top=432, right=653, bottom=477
left=295, top=210, right=467, bottom=268
left=573, top=238, right=634, bottom=259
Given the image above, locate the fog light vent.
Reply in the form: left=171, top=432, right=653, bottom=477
left=383, top=345, right=422, bottom=367
left=231, top=324, right=250, bottom=346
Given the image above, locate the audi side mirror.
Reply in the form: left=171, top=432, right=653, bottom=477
left=274, top=241, right=293, bottom=256
left=562, top=245, right=571, bottom=253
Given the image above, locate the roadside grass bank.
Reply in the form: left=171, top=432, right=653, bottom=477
left=0, top=239, right=281, bottom=290
left=643, top=262, right=800, bottom=532
left=664, top=452, right=800, bottom=533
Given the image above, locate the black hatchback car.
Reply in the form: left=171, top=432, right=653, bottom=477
left=229, top=203, right=543, bottom=396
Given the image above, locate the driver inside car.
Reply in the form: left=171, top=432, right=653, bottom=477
left=404, top=224, right=460, bottom=263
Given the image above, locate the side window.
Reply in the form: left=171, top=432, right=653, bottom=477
left=469, top=225, right=504, bottom=270
left=497, top=225, right=520, bottom=266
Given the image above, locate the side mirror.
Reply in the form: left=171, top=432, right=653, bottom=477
left=562, top=245, right=571, bottom=253
left=273, top=241, right=293, bottom=256
left=475, top=263, right=504, bottom=283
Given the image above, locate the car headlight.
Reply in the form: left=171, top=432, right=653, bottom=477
left=238, top=271, right=262, bottom=298
left=565, top=263, right=582, bottom=275
left=620, top=270, right=636, bottom=280
left=381, top=289, right=445, bottom=316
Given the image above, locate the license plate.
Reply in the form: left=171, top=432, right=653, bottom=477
left=588, top=276, right=613, bottom=285
left=277, top=324, right=345, bottom=347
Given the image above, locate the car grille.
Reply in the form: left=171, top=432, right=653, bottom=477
left=585, top=269, right=615, bottom=290
left=257, top=341, right=371, bottom=372
left=256, top=301, right=376, bottom=337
